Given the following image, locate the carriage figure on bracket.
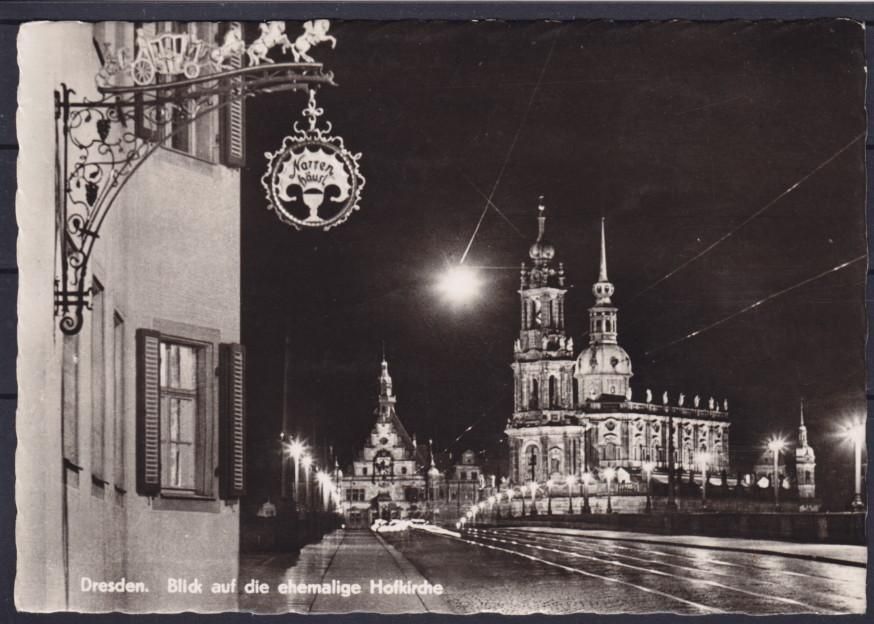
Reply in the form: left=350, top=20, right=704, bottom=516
left=131, top=28, right=210, bottom=85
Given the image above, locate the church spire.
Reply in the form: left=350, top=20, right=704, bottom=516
left=599, top=217, right=608, bottom=283
left=593, top=218, right=615, bottom=305
left=798, top=397, right=808, bottom=447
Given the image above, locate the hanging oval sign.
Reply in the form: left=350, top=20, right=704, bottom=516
left=262, top=91, right=364, bottom=231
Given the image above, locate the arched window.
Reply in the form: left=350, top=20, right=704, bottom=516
left=548, top=376, right=557, bottom=407
left=530, top=379, right=539, bottom=409
left=572, top=378, right=579, bottom=406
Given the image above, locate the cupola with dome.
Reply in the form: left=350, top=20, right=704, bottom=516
left=575, top=218, right=633, bottom=400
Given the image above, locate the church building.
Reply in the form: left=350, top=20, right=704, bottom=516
left=506, top=199, right=731, bottom=487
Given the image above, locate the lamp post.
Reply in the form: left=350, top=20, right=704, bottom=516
left=582, top=471, right=592, bottom=514
left=642, top=461, right=655, bottom=514
left=528, top=482, right=538, bottom=516
left=766, top=437, right=786, bottom=512
left=843, top=421, right=866, bottom=511
left=301, top=453, right=313, bottom=510
left=520, top=487, right=526, bottom=516
left=604, top=468, right=615, bottom=514
left=288, top=438, right=305, bottom=505
left=567, top=475, right=576, bottom=515
left=666, top=411, right=677, bottom=512
left=696, top=452, right=710, bottom=511
left=546, top=479, right=554, bottom=516
left=507, top=488, right=515, bottom=518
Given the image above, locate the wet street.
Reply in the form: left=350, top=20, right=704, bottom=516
left=238, top=527, right=866, bottom=615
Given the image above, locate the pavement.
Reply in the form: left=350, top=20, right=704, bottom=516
left=238, top=529, right=451, bottom=614
left=503, top=525, right=868, bottom=567
left=240, top=525, right=866, bottom=615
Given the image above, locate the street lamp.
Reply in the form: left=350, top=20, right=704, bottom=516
left=696, top=452, right=711, bottom=511
left=301, top=453, right=313, bottom=509
left=642, top=461, right=655, bottom=514
left=842, top=420, right=866, bottom=511
left=546, top=479, right=554, bottom=516
left=507, top=488, right=516, bottom=518
left=436, top=264, right=482, bottom=305
left=567, top=475, right=577, bottom=515
left=582, top=471, right=592, bottom=514
left=528, top=481, right=538, bottom=516
left=287, top=438, right=305, bottom=503
left=604, top=468, right=615, bottom=514
left=766, top=436, right=786, bottom=512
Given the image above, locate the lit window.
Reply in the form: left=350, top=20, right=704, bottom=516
left=159, top=341, right=201, bottom=492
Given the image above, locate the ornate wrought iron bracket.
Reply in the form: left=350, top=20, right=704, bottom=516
left=54, top=60, right=336, bottom=335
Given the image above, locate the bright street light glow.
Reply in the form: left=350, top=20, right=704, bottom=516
left=842, top=420, right=865, bottom=444
left=642, top=461, right=656, bottom=474
left=287, top=438, right=305, bottom=461
left=437, top=264, right=481, bottom=304
left=301, top=454, right=312, bottom=470
left=604, top=468, right=616, bottom=482
left=767, top=436, right=787, bottom=453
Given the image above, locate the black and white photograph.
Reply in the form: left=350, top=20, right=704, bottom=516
left=13, top=16, right=868, bottom=615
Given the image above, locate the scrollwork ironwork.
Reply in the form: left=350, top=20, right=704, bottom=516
left=55, top=20, right=341, bottom=335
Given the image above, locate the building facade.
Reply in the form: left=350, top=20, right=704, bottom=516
left=16, top=22, right=247, bottom=612
left=340, top=359, right=487, bottom=527
left=506, top=200, right=731, bottom=487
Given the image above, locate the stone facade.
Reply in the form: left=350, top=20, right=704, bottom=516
left=506, top=202, right=731, bottom=487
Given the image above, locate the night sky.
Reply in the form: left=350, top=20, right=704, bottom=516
left=240, top=20, right=866, bottom=510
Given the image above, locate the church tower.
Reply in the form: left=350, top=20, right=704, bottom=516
left=795, top=398, right=816, bottom=502
left=574, top=219, right=633, bottom=400
left=512, top=197, right=576, bottom=414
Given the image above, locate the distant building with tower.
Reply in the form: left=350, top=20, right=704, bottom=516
left=505, top=199, right=731, bottom=488
left=339, top=357, right=489, bottom=526
left=795, top=400, right=817, bottom=503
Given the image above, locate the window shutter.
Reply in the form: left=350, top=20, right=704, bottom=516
left=219, top=343, right=246, bottom=498
left=136, top=329, right=161, bottom=496
left=219, top=23, right=246, bottom=168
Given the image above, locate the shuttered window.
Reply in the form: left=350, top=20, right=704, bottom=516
left=220, top=23, right=246, bottom=168
left=131, top=22, right=221, bottom=162
left=136, top=328, right=245, bottom=500
left=219, top=343, right=246, bottom=498
left=136, top=329, right=162, bottom=496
